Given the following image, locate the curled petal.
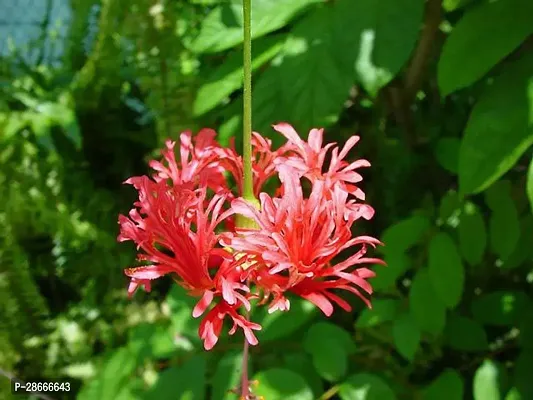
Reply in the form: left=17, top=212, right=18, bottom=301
left=193, top=291, right=215, bottom=318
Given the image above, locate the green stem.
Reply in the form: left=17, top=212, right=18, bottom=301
left=239, top=1, right=254, bottom=398
left=242, top=0, right=253, bottom=202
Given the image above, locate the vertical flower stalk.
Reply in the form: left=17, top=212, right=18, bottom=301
left=239, top=0, right=254, bottom=397
left=241, top=0, right=253, bottom=205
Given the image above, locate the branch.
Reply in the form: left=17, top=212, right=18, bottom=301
left=404, top=0, right=443, bottom=101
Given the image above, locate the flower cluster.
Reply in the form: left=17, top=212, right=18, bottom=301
left=118, top=123, right=383, bottom=350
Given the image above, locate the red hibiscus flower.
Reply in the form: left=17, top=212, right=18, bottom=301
left=119, top=124, right=382, bottom=350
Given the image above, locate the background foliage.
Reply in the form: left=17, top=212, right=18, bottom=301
left=1, top=0, right=533, bottom=399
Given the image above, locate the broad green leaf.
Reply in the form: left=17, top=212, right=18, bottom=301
left=211, top=351, right=242, bottom=400
left=303, top=322, right=354, bottom=381
left=502, top=214, right=533, bottom=269
left=428, top=232, right=464, bottom=308
left=485, top=180, right=513, bottom=210
left=193, top=35, right=284, bottom=116
left=146, top=355, right=206, bottom=400
left=128, top=323, right=176, bottom=360
left=190, top=0, right=319, bottom=53
left=503, top=215, right=533, bottom=269
left=339, top=373, right=396, bottom=400
left=253, top=0, right=423, bottom=132
left=514, top=351, right=533, bottom=399
left=255, top=297, right=316, bottom=341
left=473, top=360, right=502, bottom=400
left=350, top=0, right=424, bottom=96
left=485, top=181, right=520, bottom=261
left=253, top=369, right=314, bottom=400
left=307, top=339, right=347, bottom=382
left=458, top=53, right=533, bottom=195
left=114, top=379, right=144, bottom=400
left=409, top=270, right=447, bottom=336
left=527, top=156, right=533, bottom=213
left=356, top=299, right=399, bottom=328
left=392, top=313, right=420, bottom=361
left=371, top=253, right=410, bottom=290
left=303, top=322, right=356, bottom=354
left=438, top=0, right=533, bottom=95
left=471, top=291, right=532, bottom=326
left=253, top=2, right=355, bottom=132
left=438, top=190, right=461, bottom=225
left=423, top=369, right=464, bottom=400
left=435, top=137, right=460, bottom=174
left=77, top=347, right=137, bottom=400
left=505, top=388, right=521, bottom=400
left=445, top=314, right=488, bottom=352
left=458, top=202, right=487, bottom=266
left=283, top=353, right=324, bottom=397
left=381, top=215, right=431, bottom=256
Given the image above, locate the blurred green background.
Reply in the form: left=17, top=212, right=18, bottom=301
left=1, top=0, right=533, bottom=399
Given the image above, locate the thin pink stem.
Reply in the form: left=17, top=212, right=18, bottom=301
left=240, top=336, right=250, bottom=398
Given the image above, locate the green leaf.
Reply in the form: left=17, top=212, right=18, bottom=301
left=513, top=351, right=533, bottom=399
left=445, top=314, right=488, bottom=352
left=458, top=202, right=487, bottom=266
left=211, top=351, right=242, bottom=400
left=356, top=299, right=399, bottom=328
left=503, top=215, right=533, bottom=269
left=350, top=0, right=424, bottom=96
left=471, top=291, right=532, bottom=326
left=438, top=0, right=533, bottom=96
left=505, top=388, right=522, bottom=400
left=339, top=373, right=396, bottom=400
left=528, top=157, right=533, bottom=213
left=253, top=2, right=355, bottom=132
left=514, top=351, right=533, bottom=399
left=193, top=35, right=284, bottom=116
left=435, top=137, right=460, bottom=174
left=473, top=360, right=503, bottom=400
left=371, top=253, right=410, bottom=290
left=128, top=323, right=176, bottom=360
left=428, top=232, right=465, bottom=308
left=146, top=355, right=206, bottom=400
left=458, top=53, right=533, bottom=195
left=166, top=285, right=200, bottom=340
left=190, top=0, right=319, bottom=53
left=438, top=190, right=461, bottom=225
left=253, top=0, right=423, bottom=132
left=423, top=369, right=464, bottom=400
left=282, top=353, right=324, bottom=397
left=392, top=313, right=420, bottom=361
left=253, top=369, right=314, bottom=400
left=303, top=322, right=354, bottom=382
left=77, top=347, right=137, bottom=400
left=381, top=215, right=431, bottom=256
left=409, top=270, right=447, bottom=336
left=37, top=101, right=82, bottom=149
left=304, top=322, right=356, bottom=353
left=308, top=339, right=347, bottom=382
left=485, top=181, right=520, bottom=261
left=255, top=297, right=316, bottom=341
